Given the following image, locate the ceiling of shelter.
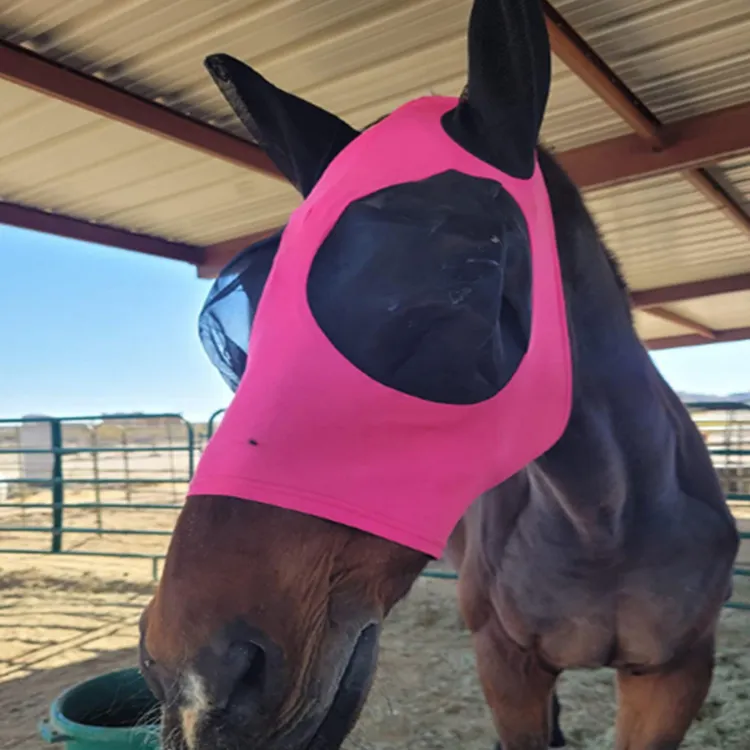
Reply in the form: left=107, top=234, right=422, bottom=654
left=1, top=0, right=749, bottom=350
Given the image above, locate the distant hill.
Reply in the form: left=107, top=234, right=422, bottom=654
left=678, top=392, right=750, bottom=405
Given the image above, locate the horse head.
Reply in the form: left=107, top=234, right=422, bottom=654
left=140, top=2, right=560, bottom=748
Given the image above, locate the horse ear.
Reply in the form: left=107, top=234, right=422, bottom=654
left=443, top=0, right=551, bottom=178
left=205, top=54, right=359, bottom=197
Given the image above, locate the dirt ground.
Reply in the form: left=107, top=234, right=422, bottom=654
left=1, top=555, right=750, bottom=750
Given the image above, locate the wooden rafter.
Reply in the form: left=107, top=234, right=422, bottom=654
left=631, top=273, right=750, bottom=308
left=556, top=103, right=750, bottom=190
left=647, top=326, right=750, bottom=351
left=643, top=307, right=716, bottom=340
left=201, top=5, right=750, bottom=275
left=680, top=170, right=750, bottom=238
left=0, top=201, right=204, bottom=264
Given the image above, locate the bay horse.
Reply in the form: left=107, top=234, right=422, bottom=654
left=139, top=1, right=739, bottom=749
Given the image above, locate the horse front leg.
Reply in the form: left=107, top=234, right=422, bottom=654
left=493, top=692, right=566, bottom=750
left=614, top=634, right=715, bottom=750
left=472, top=615, right=564, bottom=750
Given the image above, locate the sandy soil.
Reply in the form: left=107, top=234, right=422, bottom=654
left=1, top=558, right=749, bottom=750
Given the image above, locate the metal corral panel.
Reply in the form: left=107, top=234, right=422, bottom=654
left=584, top=173, right=750, bottom=291
left=554, top=0, right=750, bottom=122
left=664, top=291, right=750, bottom=330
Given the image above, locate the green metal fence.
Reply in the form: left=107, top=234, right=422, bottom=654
left=689, top=402, right=750, bottom=502
left=206, top=408, right=226, bottom=440
left=688, top=402, right=750, bottom=610
left=0, top=413, right=194, bottom=579
left=0, top=407, right=748, bottom=609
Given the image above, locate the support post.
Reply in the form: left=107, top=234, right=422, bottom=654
left=50, top=420, right=64, bottom=553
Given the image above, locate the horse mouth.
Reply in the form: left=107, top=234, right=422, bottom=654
left=304, top=623, right=380, bottom=750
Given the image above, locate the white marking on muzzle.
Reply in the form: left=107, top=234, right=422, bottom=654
left=180, top=671, right=209, bottom=750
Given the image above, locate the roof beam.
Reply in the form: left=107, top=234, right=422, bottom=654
left=642, top=307, right=716, bottom=340
left=0, top=201, right=204, bottom=264
left=680, top=169, right=750, bottom=237
left=0, top=40, right=282, bottom=179
left=556, top=103, right=750, bottom=190
left=646, top=326, right=750, bottom=351
left=631, top=273, right=750, bottom=308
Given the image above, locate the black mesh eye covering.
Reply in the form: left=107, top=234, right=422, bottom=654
left=306, top=170, right=532, bottom=405
left=198, top=229, right=282, bottom=392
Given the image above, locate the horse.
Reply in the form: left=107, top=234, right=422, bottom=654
left=139, top=2, right=739, bottom=749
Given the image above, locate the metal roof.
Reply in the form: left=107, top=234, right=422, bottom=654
left=1, top=0, right=749, bottom=350
left=0, top=81, right=296, bottom=245
left=586, top=172, right=750, bottom=290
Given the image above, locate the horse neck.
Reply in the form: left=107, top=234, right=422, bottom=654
left=536, top=285, right=698, bottom=551
left=532, top=151, right=694, bottom=532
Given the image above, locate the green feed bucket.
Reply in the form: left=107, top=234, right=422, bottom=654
left=39, top=668, right=161, bottom=750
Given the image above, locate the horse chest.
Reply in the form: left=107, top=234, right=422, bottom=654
left=482, top=496, right=736, bottom=671
left=490, top=546, right=621, bottom=669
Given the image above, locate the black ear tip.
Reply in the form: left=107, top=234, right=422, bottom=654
left=204, top=54, right=244, bottom=82
left=204, top=54, right=229, bottom=81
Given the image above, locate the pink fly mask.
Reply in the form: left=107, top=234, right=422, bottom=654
left=189, top=0, right=572, bottom=558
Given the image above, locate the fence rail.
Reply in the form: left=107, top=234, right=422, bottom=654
left=690, top=402, right=750, bottom=506
left=0, top=413, right=193, bottom=571
left=1, top=407, right=749, bottom=611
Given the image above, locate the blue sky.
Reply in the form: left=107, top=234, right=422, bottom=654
left=1, top=225, right=748, bottom=422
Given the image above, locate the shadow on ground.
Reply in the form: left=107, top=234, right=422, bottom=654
left=0, top=647, right=139, bottom=750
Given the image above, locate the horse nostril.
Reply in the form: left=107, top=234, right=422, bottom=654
left=198, top=640, right=270, bottom=712
left=189, top=624, right=285, bottom=719
left=229, top=641, right=267, bottom=697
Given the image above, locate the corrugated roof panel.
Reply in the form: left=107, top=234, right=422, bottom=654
left=554, top=0, right=750, bottom=122
left=0, top=0, right=627, bottom=152
left=665, top=291, right=750, bottom=331
left=543, top=57, right=632, bottom=149
left=0, top=78, right=297, bottom=245
left=0, top=0, right=472, bottom=130
left=584, top=172, right=750, bottom=291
